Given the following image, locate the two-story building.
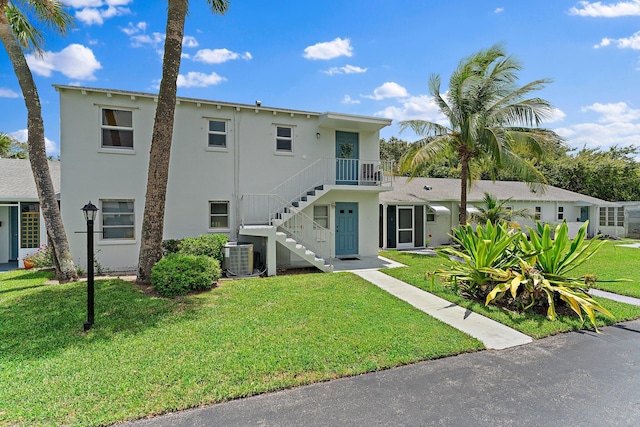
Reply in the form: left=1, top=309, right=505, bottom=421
left=56, top=86, right=392, bottom=275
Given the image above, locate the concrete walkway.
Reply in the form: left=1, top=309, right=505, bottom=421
left=353, top=269, right=533, bottom=350
left=590, top=288, right=640, bottom=306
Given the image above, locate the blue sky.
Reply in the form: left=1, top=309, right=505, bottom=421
left=1, top=0, right=640, bottom=157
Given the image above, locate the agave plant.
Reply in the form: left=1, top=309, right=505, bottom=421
left=521, top=220, right=605, bottom=282
left=485, top=258, right=613, bottom=330
left=437, top=221, right=527, bottom=295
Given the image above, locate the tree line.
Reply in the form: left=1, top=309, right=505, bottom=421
left=382, top=136, right=640, bottom=202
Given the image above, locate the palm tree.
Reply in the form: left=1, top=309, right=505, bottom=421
left=399, top=44, right=563, bottom=225
left=0, top=0, right=77, bottom=281
left=471, top=192, right=533, bottom=226
left=137, top=0, right=229, bottom=284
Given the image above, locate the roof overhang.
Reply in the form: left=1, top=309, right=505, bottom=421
left=318, top=113, right=392, bottom=132
left=428, top=204, right=451, bottom=215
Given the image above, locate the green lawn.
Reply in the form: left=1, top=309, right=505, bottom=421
left=380, top=249, right=640, bottom=339
left=571, top=240, right=640, bottom=298
left=0, top=269, right=482, bottom=426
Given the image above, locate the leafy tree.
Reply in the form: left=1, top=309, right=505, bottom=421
left=137, top=0, right=229, bottom=284
left=399, top=44, right=562, bottom=224
left=0, top=0, right=77, bottom=281
left=470, top=192, right=533, bottom=226
left=0, top=132, right=28, bottom=158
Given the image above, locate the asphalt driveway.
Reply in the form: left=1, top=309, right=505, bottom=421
left=125, top=319, right=640, bottom=426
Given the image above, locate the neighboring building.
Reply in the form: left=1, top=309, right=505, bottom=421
left=0, top=158, right=59, bottom=267
left=56, top=85, right=392, bottom=275
left=380, top=177, right=621, bottom=249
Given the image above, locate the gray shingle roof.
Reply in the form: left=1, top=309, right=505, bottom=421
left=0, top=158, right=60, bottom=201
left=380, top=177, right=619, bottom=207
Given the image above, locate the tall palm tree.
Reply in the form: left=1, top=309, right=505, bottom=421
left=137, top=0, right=229, bottom=284
left=471, top=192, right=533, bottom=226
left=0, top=0, right=77, bottom=281
left=399, top=44, right=563, bottom=225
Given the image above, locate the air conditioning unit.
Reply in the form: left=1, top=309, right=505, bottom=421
left=224, top=242, right=254, bottom=276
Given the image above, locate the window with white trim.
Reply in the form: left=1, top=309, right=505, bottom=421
left=426, top=213, right=436, bottom=222
left=101, top=108, right=133, bottom=149
left=600, top=207, right=625, bottom=227
left=276, top=126, right=293, bottom=152
left=534, top=206, right=542, bottom=221
left=208, top=120, right=227, bottom=148
left=313, top=205, right=329, bottom=229
left=209, top=201, right=229, bottom=229
left=101, top=200, right=135, bottom=240
left=617, top=207, right=625, bottom=226
left=557, top=206, right=564, bottom=221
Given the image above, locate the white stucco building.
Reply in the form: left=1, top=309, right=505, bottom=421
left=56, top=85, right=392, bottom=275
left=380, top=177, right=621, bottom=249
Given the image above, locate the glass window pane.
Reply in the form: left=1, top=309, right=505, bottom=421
left=314, top=206, right=328, bottom=217
left=399, top=230, right=412, bottom=243
left=210, top=203, right=228, bottom=214
left=210, top=217, right=228, bottom=228
left=209, top=120, right=225, bottom=132
left=276, top=139, right=292, bottom=151
left=102, top=109, right=132, bottom=127
left=102, top=129, right=133, bottom=148
left=277, top=127, right=291, bottom=138
left=102, top=201, right=133, bottom=213
left=208, top=134, right=226, bottom=147
left=103, top=227, right=135, bottom=239
left=399, top=209, right=412, bottom=228
left=102, top=214, right=134, bottom=226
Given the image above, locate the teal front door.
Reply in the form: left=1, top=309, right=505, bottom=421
left=335, top=131, right=359, bottom=185
left=336, top=202, right=358, bottom=256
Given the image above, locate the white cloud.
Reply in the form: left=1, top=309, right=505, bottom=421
left=363, top=82, right=409, bottom=100
left=10, top=129, right=58, bottom=156
left=581, top=101, right=640, bottom=122
left=26, top=44, right=101, bottom=80
left=0, top=88, right=20, bottom=98
left=130, top=32, right=165, bottom=48
left=122, top=21, right=147, bottom=36
left=303, top=37, right=353, bottom=60
left=569, top=0, right=640, bottom=17
left=494, top=7, right=505, bottom=13
left=594, top=30, right=640, bottom=49
left=193, top=48, right=252, bottom=64
left=342, top=95, right=360, bottom=104
left=176, top=71, right=227, bottom=88
left=555, top=101, right=640, bottom=150
left=546, top=108, right=567, bottom=123
left=183, top=36, right=199, bottom=48
left=71, top=0, right=131, bottom=25
left=373, top=94, right=446, bottom=123
left=323, top=64, right=367, bottom=75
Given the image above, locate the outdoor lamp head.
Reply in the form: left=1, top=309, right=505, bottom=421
left=81, top=201, right=98, bottom=222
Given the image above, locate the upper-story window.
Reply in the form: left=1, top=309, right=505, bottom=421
left=101, top=108, right=133, bottom=149
left=208, top=120, right=227, bottom=149
left=276, top=126, right=293, bottom=152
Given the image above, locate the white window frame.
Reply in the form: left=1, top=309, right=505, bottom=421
left=426, top=212, right=436, bottom=222
left=397, top=206, right=414, bottom=249
left=100, top=199, right=135, bottom=241
left=534, top=206, right=542, bottom=221
left=275, top=125, right=294, bottom=154
left=100, top=108, right=134, bottom=151
left=557, top=206, right=564, bottom=221
left=207, top=119, right=228, bottom=150
left=617, top=207, right=625, bottom=227
left=209, top=201, right=230, bottom=230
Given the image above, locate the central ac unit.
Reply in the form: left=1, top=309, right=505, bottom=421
left=224, top=242, right=254, bottom=275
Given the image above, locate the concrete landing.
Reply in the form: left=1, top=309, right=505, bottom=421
left=354, top=269, right=533, bottom=350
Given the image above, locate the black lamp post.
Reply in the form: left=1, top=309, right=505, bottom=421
left=81, top=201, right=98, bottom=331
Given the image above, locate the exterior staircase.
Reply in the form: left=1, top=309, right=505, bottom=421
left=275, top=231, right=332, bottom=272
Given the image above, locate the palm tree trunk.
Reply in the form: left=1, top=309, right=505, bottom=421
left=0, top=11, right=77, bottom=282
left=459, top=158, right=468, bottom=225
left=136, top=0, right=187, bottom=284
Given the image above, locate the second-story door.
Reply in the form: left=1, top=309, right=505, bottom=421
left=335, top=131, right=359, bottom=185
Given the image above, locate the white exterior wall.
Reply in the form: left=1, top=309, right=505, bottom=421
left=59, top=87, right=387, bottom=271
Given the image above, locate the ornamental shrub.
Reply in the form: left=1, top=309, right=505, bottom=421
left=178, top=234, right=228, bottom=265
left=162, top=239, right=181, bottom=255
left=151, top=253, right=221, bottom=298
